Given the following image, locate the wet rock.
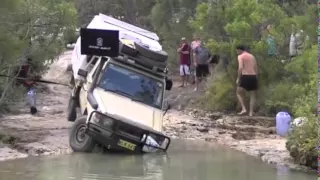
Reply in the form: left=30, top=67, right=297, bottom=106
left=196, top=127, right=209, bottom=133
left=231, top=131, right=255, bottom=140
left=204, top=137, right=217, bottom=142
left=42, top=106, right=50, bottom=111
left=181, top=126, right=188, bottom=130
left=258, top=149, right=270, bottom=157
left=216, top=119, right=225, bottom=125
left=218, top=131, right=226, bottom=134
left=206, top=112, right=223, bottom=120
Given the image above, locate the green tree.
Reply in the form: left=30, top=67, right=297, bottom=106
left=189, top=0, right=317, bottom=169
left=0, top=0, right=76, bottom=109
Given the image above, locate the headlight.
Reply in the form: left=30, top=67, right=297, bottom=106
left=91, top=113, right=114, bottom=128
left=101, top=117, right=113, bottom=127
left=92, top=113, right=101, bottom=124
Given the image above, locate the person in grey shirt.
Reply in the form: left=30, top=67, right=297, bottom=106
left=193, top=42, right=211, bottom=91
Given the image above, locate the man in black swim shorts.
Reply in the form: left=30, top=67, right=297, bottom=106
left=235, top=45, right=258, bottom=116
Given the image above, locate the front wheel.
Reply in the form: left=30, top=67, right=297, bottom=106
left=69, top=116, right=96, bottom=152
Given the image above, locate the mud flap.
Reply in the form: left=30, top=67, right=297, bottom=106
left=67, top=96, right=77, bottom=122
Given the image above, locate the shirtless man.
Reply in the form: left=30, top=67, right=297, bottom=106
left=235, top=45, right=258, bottom=116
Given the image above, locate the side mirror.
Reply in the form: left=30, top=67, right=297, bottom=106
left=165, top=79, right=173, bottom=91
left=87, top=93, right=98, bottom=109
left=78, top=69, right=88, bottom=78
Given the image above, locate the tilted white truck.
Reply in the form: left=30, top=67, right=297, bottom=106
left=67, top=14, right=173, bottom=153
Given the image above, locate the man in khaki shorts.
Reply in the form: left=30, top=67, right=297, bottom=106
left=190, top=35, right=201, bottom=84
left=235, top=45, right=258, bottom=116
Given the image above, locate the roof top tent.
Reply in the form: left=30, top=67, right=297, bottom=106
left=98, top=14, right=159, bottom=41
left=71, top=13, right=163, bottom=79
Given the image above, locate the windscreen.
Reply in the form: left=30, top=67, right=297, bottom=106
left=97, top=63, right=164, bottom=109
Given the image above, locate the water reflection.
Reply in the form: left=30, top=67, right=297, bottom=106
left=0, top=140, right=315, bottom=180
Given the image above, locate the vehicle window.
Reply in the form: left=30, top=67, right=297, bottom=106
left=97, top=63, right=164, bottom=109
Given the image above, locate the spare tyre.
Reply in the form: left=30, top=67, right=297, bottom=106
left=134, top=42, right=168, bottom=62
left=120, top=42, right=138, bottom=56
left=135, top=54, right=167, bottom=69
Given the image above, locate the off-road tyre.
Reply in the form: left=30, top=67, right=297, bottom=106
left=67, top=96, right=77, bottom=122
left=69, top=116, right=96, bottom=152
left=135, top=54, right=167, bottom=69
left=134, top=42, right=168, bottom=62
left=120, top=43, right=138, bottom=56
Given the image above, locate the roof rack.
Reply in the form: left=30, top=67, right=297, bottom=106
left=112, top=54, right=167, bottom=78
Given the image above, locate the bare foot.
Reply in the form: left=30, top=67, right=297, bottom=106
left=178, top=84, right=184, bottom=88
left=237, top=110, right=247, bottom=115
left=249, top=112, right=253, bottom=116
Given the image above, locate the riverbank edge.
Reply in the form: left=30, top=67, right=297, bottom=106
left=163, top=109, right=315, bottom=173
left=0, top=112, right=314, bottom=174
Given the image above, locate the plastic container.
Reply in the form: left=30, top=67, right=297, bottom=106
left=276, top=112, right=291, bottom=136
left=26, top=88, right=36, bottom=107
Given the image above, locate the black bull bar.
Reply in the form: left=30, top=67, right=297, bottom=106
left=86, top=111, right=171, bottom=153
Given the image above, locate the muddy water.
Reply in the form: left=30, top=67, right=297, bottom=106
left=0, top=140, right=314, bottom=180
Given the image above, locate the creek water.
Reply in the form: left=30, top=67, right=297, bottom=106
left=0, top=140, right=315, bottom=180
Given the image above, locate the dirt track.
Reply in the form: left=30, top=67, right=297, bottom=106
left=0, top=51, right=73, bottom=160
left=0, top=51, right=311, bottom=171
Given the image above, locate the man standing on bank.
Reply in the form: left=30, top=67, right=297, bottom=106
left=193, top=41, right=211, bottom=91
left=235, top=45, right=258, bottom=116
left=177, top=37, right=191, bottom=87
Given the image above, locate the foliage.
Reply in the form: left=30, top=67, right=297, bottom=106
left=0, top=0, right=76, bottom=108
left=187, top=0, right=317, bottom=168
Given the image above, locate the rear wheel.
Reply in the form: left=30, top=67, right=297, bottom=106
left=69, top=116, right=96, bottom=152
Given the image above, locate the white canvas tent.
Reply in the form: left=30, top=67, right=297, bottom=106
left=71, top=14, right=163, bottom=79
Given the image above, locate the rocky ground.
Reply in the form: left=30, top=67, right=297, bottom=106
left=0, top=51, right=312, bottom=172
left=0, top=51, right=73, bottom=161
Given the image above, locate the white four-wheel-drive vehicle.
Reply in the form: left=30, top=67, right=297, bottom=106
left=67, top=14, right=173, bottom=153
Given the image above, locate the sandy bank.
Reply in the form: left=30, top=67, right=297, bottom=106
left=0, top=51, right=313, bottom=173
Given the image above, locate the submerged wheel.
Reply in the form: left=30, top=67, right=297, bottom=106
left=69, top=116, right=96, bottom=152
left=67, top=96, right=77, bottom=122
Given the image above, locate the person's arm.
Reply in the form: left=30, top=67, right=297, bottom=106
left=237, top=56, right=243, bottom=81
left=180, top=44, right=189, bottom=54
left=181, top=50, right=189, bottom=55
left=193, top=48, right=198, bottom=66
left=177, top=46, right=182, bottom=52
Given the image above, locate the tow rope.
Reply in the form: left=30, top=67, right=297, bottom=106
left=0, top=74, right=70, bottom=86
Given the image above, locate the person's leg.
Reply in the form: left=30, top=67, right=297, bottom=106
left=249, top=91, right=256, bottom=116
left=236, top=86, right=247, bottom=115
left=203, top=65, right=210, bottom=82
left=184, top=65, right=190, bottom=86
left=248, top=75, right=258, bottom=116
left=179, top=65, right=185, bottom=87
left=194, top=66, right=200, bottom=91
